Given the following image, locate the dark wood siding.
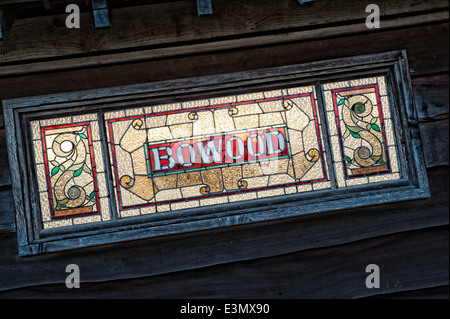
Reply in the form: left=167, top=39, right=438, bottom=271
left=0, top=0, right=448, bottom=298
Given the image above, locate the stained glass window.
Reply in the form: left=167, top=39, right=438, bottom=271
left=322, top=76, right=400, bottom=187
left=30, top=114, right=111, bottom=229
left=105, top=86, right=330, bottom=218
left=28, top=78, right=403, bottom=228
left=5, top=52, right=429, bottom=255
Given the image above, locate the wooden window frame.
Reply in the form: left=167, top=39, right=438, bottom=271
left=3, top=50, right=429, bottom=256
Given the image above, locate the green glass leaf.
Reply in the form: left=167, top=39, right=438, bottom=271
left=51, top=166, right=60, bottom=176
left=349, top=130, right=361, bottom=138
left=50, top=160, right=59, bottom=166
left=79, top=133, right=87, bottom=139
left=343, top=129, right=350, bottom=139
left=73, top=166, right=83, bottom=177
left=370, top=117, right=378, bottom=124
left=372, top=155, right=381, bottom=161
left=68, top=162, right=84, bottom=171
left=89, top=191, right=96, bottom=200
left=82, top=163, right=91, bottom=175
left=345, top=156, right=352, bottom=164
left=371, top=123, right=381, bottom=132
left=338, top=99, right=346, bottom=106
left=348, top=125, right=363, bottom=132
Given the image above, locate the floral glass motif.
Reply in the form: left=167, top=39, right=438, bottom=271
left=106, top=86, right=330, bottom=218
left=31, top=114, right=111, bottom=229
left=323, top=76, right=400, bottom=187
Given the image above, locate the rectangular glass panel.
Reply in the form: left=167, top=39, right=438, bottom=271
left=31, top=114, right=111, bottom=229
left=323, top=76, right=401, bottom=187
left=106, top=86, right=330, bottom=217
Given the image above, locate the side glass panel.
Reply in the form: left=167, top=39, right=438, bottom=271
left=322, top=76, right=401, bottom=187
left=30, top=114, right=111, bottom=229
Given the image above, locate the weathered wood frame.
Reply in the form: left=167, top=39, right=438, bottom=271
left=3, top=50, right=429, bottom=256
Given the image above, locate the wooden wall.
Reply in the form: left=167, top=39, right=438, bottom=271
left=0, top=0, right=448, bottom=299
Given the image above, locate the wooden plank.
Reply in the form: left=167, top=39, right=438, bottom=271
left=368, top=285, right=448, bottom=299
left=0, top=0, right=448, bottom=65
left=0, top=225, right=447, bottom=298
left=413, top=74, right=449, bottom=121
left=0, top=189, right=15, bottom=230
left=2, top=96, right=30, bottom=247
left=41, top=0, right=50, bottom=10
left=419, top=118, right=449, bottom=168
left=0, top=50, right=407, bottom=108
left=0, top=11, right=448, bottom=76
left=0, top=1, right=40, bottom=4
left=0, top=5, right=16, bottom=40
left=0, top=23, right=448, bottom=103
left=0, top=165, right=446, bottom=290
left=0, top=128, right=11, bottom=186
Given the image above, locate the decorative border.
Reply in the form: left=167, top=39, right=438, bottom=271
left=40, top=122, right=101, bottom=221
left=331, top=84, right=391, bottom=179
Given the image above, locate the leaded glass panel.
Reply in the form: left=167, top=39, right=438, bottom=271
left=30, top=114, right=111, bottom=229
left=105, top=86, right=330, bottom=218
left=323, top=76, right=400, bottom=187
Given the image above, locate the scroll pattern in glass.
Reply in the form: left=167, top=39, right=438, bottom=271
left=323, top=76, right=400, bottom=187
left=31, top=114, right=111, bottom=229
